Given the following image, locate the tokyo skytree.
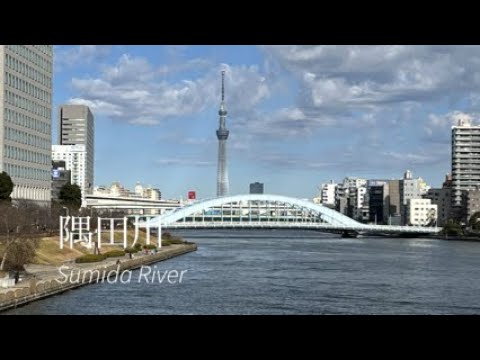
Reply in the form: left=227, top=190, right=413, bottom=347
left=216, top=70, right=229, bottom=196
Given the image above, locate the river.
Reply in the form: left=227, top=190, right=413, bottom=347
left=4, top=230, right=480, bottom=314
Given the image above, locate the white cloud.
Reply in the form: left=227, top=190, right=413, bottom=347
left=67, top=46, right=480, bottom=150
left=55, top=45, right=112, bottom=69
left=69, top=55, right=272, bottom=125
left=424, top=111, right=478, bottom=141
left=67, top=98, right=124, bottom=117
left=261, top=45, right=480, bottom=121
left=102, top=54, right=155, bottom=84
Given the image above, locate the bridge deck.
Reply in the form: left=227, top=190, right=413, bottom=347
left=150, top=221, right=441, bottom=234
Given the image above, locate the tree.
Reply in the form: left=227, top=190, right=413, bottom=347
left=59, top=182, right=82, bottom=210
left=0, top=171, right=14, bottom=202
left=442, top=219, right=463, bottom=236
left=0, top=202, right=42, bottom=271
left=469, top=211, right=480, bottom=231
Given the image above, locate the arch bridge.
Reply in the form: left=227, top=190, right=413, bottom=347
left=138, top=194, right=441, bottom=236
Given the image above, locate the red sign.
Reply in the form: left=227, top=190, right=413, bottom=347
left=188, top=191, right=196, bottom=200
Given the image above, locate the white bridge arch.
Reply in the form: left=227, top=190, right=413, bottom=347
left=139, top=194, right=441, bottom=235
left=145, top=194, right=363, bottom=228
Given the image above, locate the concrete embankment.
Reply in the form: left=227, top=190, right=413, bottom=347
left=0, top=243, right=197, bottom=313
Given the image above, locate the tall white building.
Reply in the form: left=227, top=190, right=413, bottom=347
left=0, top=45, right=53, bottom=204
left=451, top=117, right=480, bottom=207
left=52, top=145, right=88, bottom=199
left=58, top=104, right=94, bottom=195
left=320, top=180, right=337, bottom=206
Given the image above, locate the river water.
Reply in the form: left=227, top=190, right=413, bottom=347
left=4, top=230, right=480, bottom=314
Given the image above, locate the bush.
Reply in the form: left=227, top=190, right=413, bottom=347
left=442, top=219, right=463, bottom=236
left=162, top=231, right=173, bottom=240
left=125, top=247, right=138, bottom=254
left=167, top=238, right=184, bottom=244
left=143, top=244, right=157, bottom=250
left=104, top=250, right=126, bottom=258
left=75, top=254, right=106, bottom=263
left=133, top=243, right=143, bottom=251
left=161, top=240, right=171, bottom=246
left=161, top=232, right=184, bottom=243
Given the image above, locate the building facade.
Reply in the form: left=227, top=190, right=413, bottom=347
left=423, top=175, right=454, bottom=226
left=250, top=182, right=264, bottom=194
left=51, top=160, right=71, bottom=201
left=452, top=117, right=480, bottom=207
left=94, top=181, right=161, bottom=200
left=462, top=189, right=480, bottom=224
left=400, top=170, right=429, bottom=224
left=424, top=188, right=453, bottom=226
left=348, top=186, right=367, bottom=220
left=401, top=171, right=428, bottom=206
left=320, top=180, right=337, bottom=207
left=406, top=198, right=437, bottom=226
left=0, top=45, right=53, bottom=204
left=52, top=144, right=88, bottom=199
left=368, top=180, right=390, bottom=224
left=388, top=180, right=401, bottom=217
left=58, top=104, right=94, bottom=195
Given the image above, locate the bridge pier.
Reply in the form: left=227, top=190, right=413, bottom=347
left=341, top=231, right=358, bottom=238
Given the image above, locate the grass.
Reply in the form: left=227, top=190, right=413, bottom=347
left=98, top=229, right=162, bottom=248
left=33, top=237, right=88, bottom=266
left=2, top=229, right=182, bottom=268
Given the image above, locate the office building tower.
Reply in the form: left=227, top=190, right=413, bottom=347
left=57, top=104, right=94, bottom=195
left=452, top=117, right=480, bottom=207
left=0, top=45, right=53, bottom=204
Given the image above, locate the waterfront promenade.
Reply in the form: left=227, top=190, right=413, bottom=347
left=0, top=243, right=197, bottom=313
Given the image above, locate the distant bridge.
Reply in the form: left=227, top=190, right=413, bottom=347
left=138, top=194, right=441, bottom=236
left=86, top=194, right=180, bottom=214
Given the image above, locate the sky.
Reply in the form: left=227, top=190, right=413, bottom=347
left=52, top=45, right=480, bottom=199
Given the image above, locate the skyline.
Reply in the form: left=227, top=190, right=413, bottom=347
left=52, top=45, right=480, bottom=199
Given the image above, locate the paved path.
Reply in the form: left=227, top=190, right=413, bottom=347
left=1, top=246, right=180, bottom=294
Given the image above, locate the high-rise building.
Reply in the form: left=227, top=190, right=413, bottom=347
left=249, top=182, right=264, bottom=194
left=0, top=45, right=53, bottom=204
left=52, top=144, right=89, bottom=199
left=216, top=71, right=229, bottom=197
left=58, top=104, right=94, bottom=195
left=451, top=117, right=480, bottom=207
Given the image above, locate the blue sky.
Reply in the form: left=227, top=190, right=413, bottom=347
left=53, top=45, right=480, bottom=199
